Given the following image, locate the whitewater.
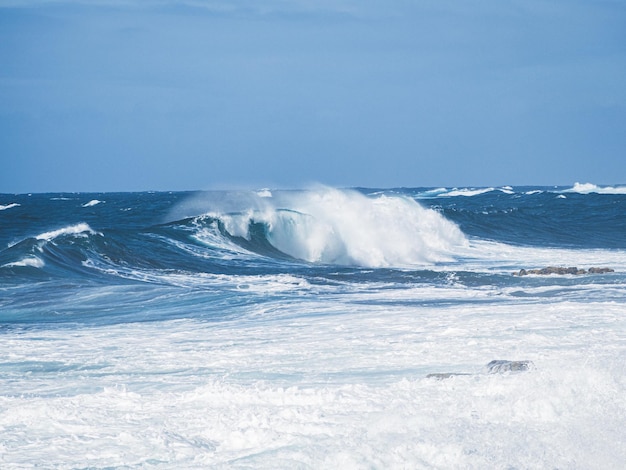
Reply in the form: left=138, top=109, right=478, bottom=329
left=1, top=184, right=625, bottom=468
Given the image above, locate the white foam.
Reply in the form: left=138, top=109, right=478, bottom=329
left=186, top=220, right=259, bottom=259
left=35, top=223, right=98, bottom=242
left=1, top=299, right=624, bottom=468
left=2, top=256, right=45, bottom=268
left=82, top=200, right=103, bottom=207
left=204, top=188, right=468, bottom=267
left=412, top=188, right=448, bottom=198
left=566, top=182, right=626, bottom=195
left=454, top=238, right=626, bottom=273
left=440, top=187, right=495, bottom=197
left=0, top=203, right=20, bottom=211
left=438, top=187, right=518, bottom=197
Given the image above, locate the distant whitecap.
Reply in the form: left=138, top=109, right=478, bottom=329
left=566, top=182, right=626, bottom=195
left=82, top=199, right=103, bottom=207
left=440, top=187, right=495, bottom=197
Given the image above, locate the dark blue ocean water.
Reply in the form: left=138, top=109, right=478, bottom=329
left=2, top=185, right=626, bottom=468
left=1, top=185, right=625, bottom=326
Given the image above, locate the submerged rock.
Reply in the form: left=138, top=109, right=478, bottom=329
left=514, top=266, right=614, bottom=276
left=486, top=360, right=534, bottom=373
left=426, top=372, right=471, bottom=380
left=426, top=360, right=535, bottom=379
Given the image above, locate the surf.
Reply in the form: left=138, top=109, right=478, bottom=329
left=173, top=187, right=468, bottom=268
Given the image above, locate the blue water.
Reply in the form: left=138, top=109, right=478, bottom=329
left=1, top=184, right=626, bottom=468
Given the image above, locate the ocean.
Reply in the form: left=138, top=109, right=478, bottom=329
left=1, top=183, right=625, bottom=468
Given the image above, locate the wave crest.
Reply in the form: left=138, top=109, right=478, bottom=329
left=35, top=223, right=99, bottom=242
left=187, top=188, right=467, bottom=267
left=566, top=182, right=626, bottom=195
left=0, top=203, right=20, bottom=211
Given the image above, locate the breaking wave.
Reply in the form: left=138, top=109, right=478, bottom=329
left=564, top=182, right=626, bottom=195
left=179, top=188, right=468, bottom=267
left=35, top=223, right=99, bottom=242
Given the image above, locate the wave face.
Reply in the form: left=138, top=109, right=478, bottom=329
left=1, top=186, right=626, bottom=468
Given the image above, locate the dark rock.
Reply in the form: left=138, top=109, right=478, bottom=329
left=426, top=361, right=536, bottom=379
left=426, top=372, right=471, bottom=380
left=486, top=360, right=534, bottom=373
left=588, top=267, right=614, bottom=274
left=514, top=266, right=614, bottom=276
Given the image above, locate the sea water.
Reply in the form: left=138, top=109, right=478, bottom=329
left=1, top=184, right=625, bottom=468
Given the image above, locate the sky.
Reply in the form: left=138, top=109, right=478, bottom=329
left=1, top=0, right=625, bottom=193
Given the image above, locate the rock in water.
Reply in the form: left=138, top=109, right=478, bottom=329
left=588, top=267, right=614, bottom=274
left=426, top=361, right=535, bottom=379
left=513, top=266, right=614, bottom=276
left=486, top=360, right=534, bottom=373
left=426, top=372, right=471, bottom=380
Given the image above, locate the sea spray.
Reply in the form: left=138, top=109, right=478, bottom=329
left=183, top=187, right=467, bottom=267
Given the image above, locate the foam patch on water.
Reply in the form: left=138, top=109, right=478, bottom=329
left=0, top=203, right=20, bottom=211
left=436, top=187, right=513, bottom=197
left=1, top=299, right=624, bottom=468
left=82, top=199, right=103, bottom=207
left=180, top=218, right=260, bottom=260
left=454, top=239, right=626, bottom=272
left=2, top=256, right=45, bottom=269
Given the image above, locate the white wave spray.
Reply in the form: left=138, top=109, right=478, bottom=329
left=35, top=223, right=99, bottom=242
left=565, top=182, right=626, bottom=194
left=182, top=187, right=468, bottom=268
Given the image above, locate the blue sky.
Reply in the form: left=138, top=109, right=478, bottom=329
left=1, top=0, right=625, bottom=192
